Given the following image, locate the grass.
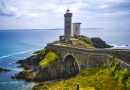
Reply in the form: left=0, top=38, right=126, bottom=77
left=33, top=57, right=130, bottom=90
left=32, top=67, right=130, bottom=90
left=39, top=49, right=60, bottom=66
left=77, top=35, right=94, bottom=47
left=32, top=68, right=121, bottom=90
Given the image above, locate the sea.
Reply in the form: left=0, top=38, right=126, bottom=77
left=0, top=28, right=130, bottom=90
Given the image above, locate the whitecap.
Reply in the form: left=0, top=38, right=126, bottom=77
left=0, top=49, right=41, bottom=59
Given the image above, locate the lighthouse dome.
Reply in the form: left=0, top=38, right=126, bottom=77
left=66, top=8, right=70, bottom=13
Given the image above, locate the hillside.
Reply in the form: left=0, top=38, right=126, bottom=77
left=32, top=61, right=130, bottom=90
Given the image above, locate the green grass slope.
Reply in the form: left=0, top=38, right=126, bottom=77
left=32, top=59, right=130, bottom=90
left=38, top=48, right=60, bottom=66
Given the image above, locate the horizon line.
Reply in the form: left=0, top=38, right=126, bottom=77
left=0, top=28, right=129, bottom=30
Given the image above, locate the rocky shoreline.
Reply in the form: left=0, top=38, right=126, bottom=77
left=12, top=52, right=76, bottom=82
left=11, top=56, right=36, bottom=82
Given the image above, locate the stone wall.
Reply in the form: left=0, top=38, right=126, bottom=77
left=47, top=44, right=130, bottom=70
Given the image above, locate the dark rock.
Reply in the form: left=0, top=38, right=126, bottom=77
left=11, top=76, right=16, bottom=79
left=90, top=37, right=113, bottom=48
left=12, top=70, right=34, bottom=82
left=0, top=68, right=10, bottom=72
left=11, top=62, right=16, bottom=64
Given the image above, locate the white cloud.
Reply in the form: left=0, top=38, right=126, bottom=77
left=0, top=2, right=38, bottom=18
left=0, top=0, right=130, bottom=29
left=100, top=10, right=130, bottom=16
left=100, top=4, right=109, bottom=8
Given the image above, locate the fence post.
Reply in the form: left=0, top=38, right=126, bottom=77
left=77, top=83, right=79, bottom=90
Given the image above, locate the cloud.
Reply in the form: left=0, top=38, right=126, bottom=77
left=0, top=2, right=14, bottom=16
left=0, top=0, right=130, bottom=29
left=0, top=2, right=38, bottom=18
left=71, top=0, right=130, bottom=20
left=107, top=1, right=130, bottom=11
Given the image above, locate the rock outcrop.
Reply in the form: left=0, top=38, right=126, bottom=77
left=0, top=68, right=10, bottom=72
left=90, top=37, right=112, bottom=48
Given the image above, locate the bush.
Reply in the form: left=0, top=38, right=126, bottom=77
left=102, top=62, right=107, bottom=69
left=110, top=61, right=120, bottom=76
left=109, top=56, right=130, bottom=89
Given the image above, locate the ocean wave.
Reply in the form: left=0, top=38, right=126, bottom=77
left=0, top=49, right=41, bottom=59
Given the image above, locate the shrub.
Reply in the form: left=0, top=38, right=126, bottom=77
left=102, top=62, right=107, bottom=69
left=110, top=61, right=120, bottom=76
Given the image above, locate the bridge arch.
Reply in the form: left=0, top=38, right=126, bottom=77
left=63, top=53, right=80, bottom=75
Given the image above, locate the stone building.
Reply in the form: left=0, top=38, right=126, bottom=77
left=72, top=22, right=81, bottom=38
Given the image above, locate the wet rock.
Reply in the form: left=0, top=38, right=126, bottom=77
left=0, top=68, right=10, bottom=72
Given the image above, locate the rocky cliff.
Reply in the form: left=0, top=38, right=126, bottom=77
left=13, top=48, right=77, bottom=82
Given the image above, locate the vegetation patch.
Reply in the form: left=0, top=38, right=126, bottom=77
left=32, top=57, right=130, bottom=90
left=39, top=49, right=60, bottom=66
left=77, top=35, right=94, bottom=47
left=32, top=68, right=117, bottom=90
left=109, top=57, right=130, bottom=89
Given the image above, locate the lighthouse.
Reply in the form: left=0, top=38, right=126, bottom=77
left=64, top=8, right=72, bottom=38
left=59, top=8, right=81, bottom=42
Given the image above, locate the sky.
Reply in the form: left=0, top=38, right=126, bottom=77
left=0, top=0, right=130, bottom=29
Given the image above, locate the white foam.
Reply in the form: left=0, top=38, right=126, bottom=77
left=0, top=49, right=41, bottom=59
left=110, top=44, right=129, bottom=47
left=110, top=44, right=130, bottom=49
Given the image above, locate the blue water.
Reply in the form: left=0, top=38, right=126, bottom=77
left=0, top=29, right=130, bottom=90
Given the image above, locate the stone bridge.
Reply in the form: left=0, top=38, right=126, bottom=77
left=47, top=44, right=130, bottom=73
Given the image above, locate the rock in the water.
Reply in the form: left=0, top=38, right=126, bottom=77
left=0, top=68, right=10, bottom=72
